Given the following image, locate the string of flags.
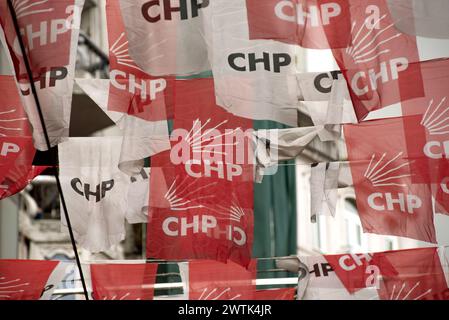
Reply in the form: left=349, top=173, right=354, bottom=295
left=0, top=0, right=449, bottom=300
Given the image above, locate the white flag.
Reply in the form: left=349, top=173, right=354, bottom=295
left=118, top=0, right=210, bottom=76
left=59, top=137, right=131, bottom=252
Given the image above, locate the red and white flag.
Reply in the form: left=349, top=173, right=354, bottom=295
left=302, top=247, right=449, bottom=300
left=0, top=0, right=85, bottom=151
left=330, top=0, right=423, bottom=120
left=77, top=0, right=172, bottom=176
left=0, top=259, right=67, bottom=300
left=0, top=75, right=38, bottom=199
left=90, top=263, right=158, bottom=300
left=117, top=0, right=210, bottom=76
left=344, top=116, right=436, bottom=243
left=246, top=0, right=352, bottom=49
left=147, top=79, right=254, bottom=267
left=187, top=260, right=256, bottom=300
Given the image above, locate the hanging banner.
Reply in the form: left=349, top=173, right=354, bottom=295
left=106, top=0, right=173, bottom=122
left=0, top=75, right=36, bottom=199
left=90, top=263, right=158, bottom=300
left=400, top=58, right=449, bottom=215
left=187, top=260, right=256, bottom=300
left=117, top=0, right=210, bottom=76
left=58, top=137, right=133, bottom=252
left=148, top=79, right=254, bottom=267
left=0, top=0, right=85, bottom=151
left=0, top=259, right=67, bottom=300
left=375, top=247, right=449, bottom=300
left=330, top=0, right=423, bottom=120
left=246, top=0, right=352, bottom=49
left=203, top=0, right=300, bottom=127
left=303, top=247, right=449, bottom=300
left=344, top=117, right=436, bottom=243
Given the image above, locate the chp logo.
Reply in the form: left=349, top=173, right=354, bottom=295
left=6, top=0, right=81, bottom=70
left=105, top=0, right=170, bottom=120
left=334, top=1, right=422, bottom=118
left=364, top=152, right=422, bottom=214
left=141, top=0, right=209, bottom=23
left=170, top=118, right=269, bottom=181
left=1, top=0, right=82, bottom=98
left=246, top=0, right=351, bottom=49
left=421, top=97, right=449, bottom=159
left=345, top=7, right=408, bottom=96
left=323, top=253, right=381, bottom=293
left=161, top=190, right=249, bottom=247
left=274, top=0, right=342, bottom=27
left=109, top=32, right=167, bottom=104
left=228, top=52, right=292, bottom=74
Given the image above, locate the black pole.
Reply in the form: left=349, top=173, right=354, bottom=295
left=6, top=0, right=89, bottom=300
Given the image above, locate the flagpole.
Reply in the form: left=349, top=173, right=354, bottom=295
left=6, top=0, right=90, bottom=301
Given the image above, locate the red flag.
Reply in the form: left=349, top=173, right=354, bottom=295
left=253, top=288, right=296, bottom=300
left=0, top=0, right=76, bottom=73
left=344, top=117, right=436, bottom=243
left=376, top=247, right=449, bottom=300
left=148, top=79, right=254, bottom=267
left=246, top=0, right=351, bottom=49
left=317, top=248, right=448, bottom=299
left=0, top=259, right=60, bottom=300
left=0, top=75, right=37, bottom=199
left=91, top=263, right=158, bottom=300
left=188, top=260, right=256, bottom=300
left=330, top=0, right=423, bottom=120
left=323, top=251, right=399, bottom=294
left=400, top=58, right=449, bottom=215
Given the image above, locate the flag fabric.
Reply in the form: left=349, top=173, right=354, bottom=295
left=0, top=75, right=37, bottom=199
left=310, top=162, right=343, bottom=221
left=386, top=0, right=449, bottom=39
left=76, top=0, right=173, bottom=177
left=75, top=79, right=171, bottom=177
left=0, top=259, right=67, bottom=300
left=90, top=263, right=158, bottom=300
left=301, top=254, right=379, bottom=300
left=203, top=0, right=300, bottom=127
left=253, top=288, right=296, bottom=300
left=400, top=58, right=449, bottom=215
left=186, top=260, right=256, bottom=300
left=246, top=0, right=352, bottom=49
left=117, top=0, right=210, bottom=77
left=106, top=0, right=174, bottom=122
left=344, top=116, right=436, bottom=243
left=0, top=0, right=85, bottom=151
left=330, top=0, right=424, bottom=121
left=58, top=137, right=136, bottom=252
left=374, top=247, right=449, bottom=300
left=302, top=247, right=449, bottom=300
left=126, top=167, right=151, bottom=224
left=147, top=79, right=254, bottom=267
